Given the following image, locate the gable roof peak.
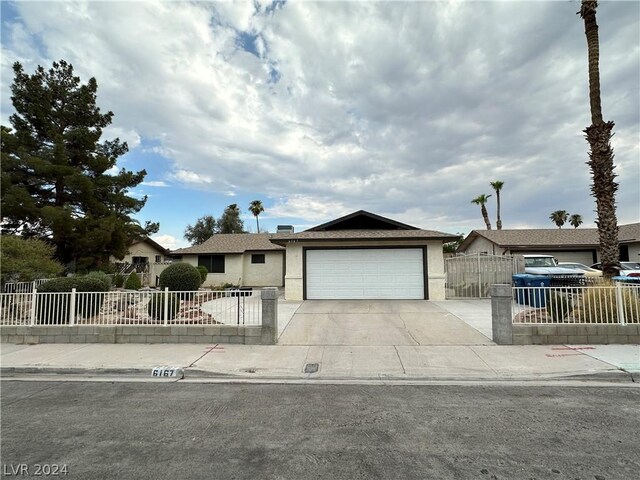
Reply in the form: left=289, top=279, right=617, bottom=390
left=306, top=210, right=419, bottom=232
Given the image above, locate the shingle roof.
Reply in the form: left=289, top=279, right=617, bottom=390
left=172, top=234, right=285, bottom=255
left=458, top=223, right=640, bottom=252
left=270, top=229, right=459, bottom=243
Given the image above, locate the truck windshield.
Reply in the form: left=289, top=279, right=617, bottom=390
left=524, top=257, right=556, bottom=267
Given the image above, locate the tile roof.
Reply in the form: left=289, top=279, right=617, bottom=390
left=458, top=223, right=640, bottom=251
left=172, top=234, right=285, bottom=255
left=269, top=229, right=459, bottom=243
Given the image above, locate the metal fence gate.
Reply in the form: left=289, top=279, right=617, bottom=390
left=445, top=253, right=523, bottom=299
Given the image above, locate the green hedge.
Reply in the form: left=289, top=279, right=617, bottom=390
left=124, top=273, right=142, bottom=290
left=147, top=293, right=180, bottom=321
left=159, top=263, right=202, bottom=292
left=36, top=276, right=109, bottom=324
left=197, top=266, right=208, bottom=284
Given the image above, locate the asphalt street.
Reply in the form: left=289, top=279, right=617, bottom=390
left=1, top=380, right=638, bottom=480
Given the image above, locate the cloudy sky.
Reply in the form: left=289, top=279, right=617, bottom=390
left=1, top=0, right=638, bottom=250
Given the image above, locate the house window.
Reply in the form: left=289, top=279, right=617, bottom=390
left=251, top=254, right=266, bottom=264
left=155, top=255, right=162, bottom=262
left=132, top=256, right=148, bottom=265
left=198, top=255, right=225, bottom=273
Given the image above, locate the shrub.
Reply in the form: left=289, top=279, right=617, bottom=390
left=1, top=235, right=63, bottom=284
left=113, top=273, right=125, bottom=288
left=159, top=263, right=202, bottom=292
left=197, top=266, right=208, bottom=284
left=87, top=271, right=112, bottom=291
left=573, top=286, right=640, bottom=323
left=545, top=291, right=572, bottom=321
left=36, top=276, right=108, bottom=323
left=124, top=273, right=141, bottom=290
left=147, top=293, right=180, bottom=321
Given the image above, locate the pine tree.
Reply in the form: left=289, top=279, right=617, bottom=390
left=1, top=60, right=158, bottom=270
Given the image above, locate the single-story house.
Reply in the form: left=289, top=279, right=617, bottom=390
left=270, top=210, right=459, bottom=301
left=171, top=234, right=285, bottom=288
left=456, top=223, right=640, bottom=264
left=112, top=237, right=172, bottom=267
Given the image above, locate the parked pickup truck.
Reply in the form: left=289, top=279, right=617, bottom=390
left=522, top=255, right=586, bottom=286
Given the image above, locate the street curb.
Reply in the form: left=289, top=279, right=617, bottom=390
left=1, top=366, right=635, bottom=383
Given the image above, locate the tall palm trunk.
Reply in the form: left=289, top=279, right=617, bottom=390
left=256, top=216, right=260, bottom=234
left=580, top=0, right=619, bottom=278
left=495, top=191, right=502, bottom=230
left=481, top=204, right=491, bottom=230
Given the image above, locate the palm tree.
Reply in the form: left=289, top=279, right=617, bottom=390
left=569, top=214, right=583, bottom=229
left=490, top=180, right=504, bottom=230
left=248, top=200, right=264, bottom=233
left=471, top=194, right=492, bottom=230
left=579, top=0, right=619, bottom=277
left=549, top=210, right=569, bottom=229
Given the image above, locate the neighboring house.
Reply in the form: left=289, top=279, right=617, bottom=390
left=456, top=223, right=640, bottom=264
left=119, top=237, right=172, bottom=268
left=269, top=210, right=459, bottom=301
left=171, top=234, right=285, bottom=288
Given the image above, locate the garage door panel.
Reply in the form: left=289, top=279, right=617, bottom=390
left=306, top=249, right=425, bottom=300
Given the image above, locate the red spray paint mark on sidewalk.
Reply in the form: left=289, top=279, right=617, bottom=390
left=545, top=353, right=583, bottom=358
left=551, top=346, right=596, bottom=351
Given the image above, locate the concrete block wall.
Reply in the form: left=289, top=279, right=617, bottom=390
left=492, top=284, right=639, bottom=345
left=512, top=324, right=640, bottom=345
left=0, top=325, right=268, bottom=345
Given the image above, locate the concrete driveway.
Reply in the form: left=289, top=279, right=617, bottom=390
left=278, top=300, right=493, bottom=346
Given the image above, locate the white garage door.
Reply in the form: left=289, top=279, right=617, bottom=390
left=305, top=249, right=425, bottom=300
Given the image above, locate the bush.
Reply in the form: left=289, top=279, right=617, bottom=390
left=1, top=235, right=63, bottom=284
left=573, top=286, right=640, bottom=323
left=197, top=266, right=208, bottom=284
left=147, top=293, right=180, bottom=321
left=124, top=273, right=141, bottom=290
left=113, top=273, right=125, bottom=288
left=545, top=291, right=572, bottom=321
left=159, top=263, right=202, bottom=292
left=87, top=271, right=112, bottom=291
left=36, top=276, right=108, bottom=323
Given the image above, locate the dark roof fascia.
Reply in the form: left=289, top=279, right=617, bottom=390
left=270, top=235, right=458, bottom=245
left=306, top=210, right=419, bottom=232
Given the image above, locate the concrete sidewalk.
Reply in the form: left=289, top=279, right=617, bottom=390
left=1, top=342, right=638, bottom=382
left=2, top=299, right=638, bottom=382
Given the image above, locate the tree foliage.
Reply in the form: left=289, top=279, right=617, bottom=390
left=184, top=215, right=217, bottom=245
left=0, top=235, right=64, bottom=285
left=218, top=204, right=245, bottom=234
left=471, top=194, right=492, bottom=230
left=443, top=233, right=464, bottom=254
left=569, top=214, right=584, bottom=228
left=248, top=200, right=265, bottom=233
left=0, top=60, right=158, bottom=271
left=549, top=210, right=569, bottom=229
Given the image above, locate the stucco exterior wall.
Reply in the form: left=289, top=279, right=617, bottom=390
left=181, top=253, right=284, bottom=287
left=462, top=236, right=507, bottom=256
left=283, top=240, right=447, bottom=301
left=242, top=251, right=284, bottom=287
left=181, top=255, right=244, bottom=287
left=121, top=241, right=168, bottom=263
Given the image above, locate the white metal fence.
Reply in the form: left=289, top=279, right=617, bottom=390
left=3, top=279, right=50, bottom=294
left=512, top=285, right=640, bottom=324
left=0, top=289, right=262, bottom=326
left=446, top=253, right=523, bottom=299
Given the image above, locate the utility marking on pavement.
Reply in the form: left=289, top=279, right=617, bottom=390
left=545, top=354, right=583, bottom=358
left=304, top=363, right=319, bottom=374
left=552, top=346, right=596, bottom=351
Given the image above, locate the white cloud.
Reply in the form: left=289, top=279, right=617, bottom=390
left=171, top=169, right=213, bottom=185
left=2, top=0, right=638, bottom=231
left=142, top=181, right=169, bottom=188
left=151, top=234, right=186, bottom=251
